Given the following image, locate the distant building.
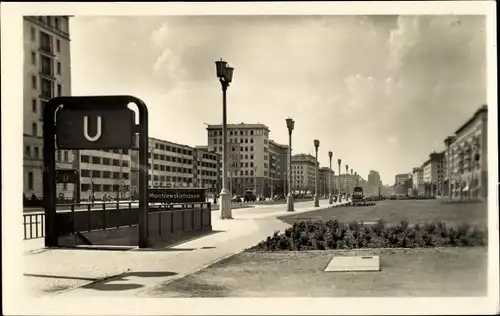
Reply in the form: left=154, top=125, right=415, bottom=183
left=443, top=105, right=488, bottom=200
left=367, top=170, right=382, bottom=195
left=129, top=138, right=221, bottom=199
left=422, top=151, right=445, bottom=197
left=412, top=167, right=424, bottom=196
left=319, top=167, right=335, bottom=196
left=394, top=173, right=412, bottom=195
left=269, top=140, right=288, bottom=196
left=291, top=154, right=317, bottom=194
left=79, top=149, right=132, bottom=201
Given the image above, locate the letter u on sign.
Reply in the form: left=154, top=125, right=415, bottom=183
left=83, top=116, right=102, bottom=142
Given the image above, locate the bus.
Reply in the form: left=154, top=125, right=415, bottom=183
left=352, top=186, right=364, bottom=205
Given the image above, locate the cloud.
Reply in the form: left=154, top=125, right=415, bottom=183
left=151, top=23, right=168, bottom=47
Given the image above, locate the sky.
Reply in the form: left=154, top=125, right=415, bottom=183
left=69, top=15, right=486, bottom=185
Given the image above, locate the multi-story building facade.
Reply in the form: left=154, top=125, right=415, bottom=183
left=23, top=16, right=73, bottom=201
left=319, top=167, right=335, bottom=196
left=206, top=123, right=276, bottom=196
left=367, top=170, right=382, bottom=196
left=129, top=140, right=221, bottom=199
left=412, top=167, right=424, bottom=196
left=193, top=146, right=221, bottom=196
left=334, top=174, right=357, bottom=196
left=78, top=150, right=131, bottom=201
left=394, top=173, right=412, bottom=195
left=443, top=105, right=488, bottom=200
left=421, top=151, right=445, bottom=197
left=291, top=154, right=317, bottom=194
left=269, top=140, right=288, bottom=196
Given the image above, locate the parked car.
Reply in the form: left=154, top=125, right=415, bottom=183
left=231, top=195, right=243, bottom=203
left=244, top=190, right=256, bottom=202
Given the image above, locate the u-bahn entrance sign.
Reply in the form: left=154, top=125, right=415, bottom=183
left=43, top=96, right=150, bottom=248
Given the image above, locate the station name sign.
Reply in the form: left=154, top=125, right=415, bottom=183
left=148, top=188, right=205, bottom=203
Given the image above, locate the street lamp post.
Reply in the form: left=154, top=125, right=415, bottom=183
left=345, top=164, right=349, bottom=199
left=337, top=158, right=342, bottom=202
left=215, top=58, right=234, bottom=219
left=313, top=139, right=320, bottom=207
left=286, top=118, right=295, bottom=212
left=328, top=151, right=333, bottom=204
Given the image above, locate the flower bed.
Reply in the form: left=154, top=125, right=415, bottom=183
left=248, top=219, right=487, bottom=252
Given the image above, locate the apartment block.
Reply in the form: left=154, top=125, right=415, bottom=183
left=319, top=167, right=335, bottom=196
left=193, top=146, right=221, bottom=195
left=78, top=150, right=131, bottom=201
left=291, top=154, right=317, bottom=194
left=206, top=123, right=280, bottom=196
left=412, top=167, right=424, bottom=196
left=129, top=139, right=221, bottom=198
left=23, top=16, right=73, bottom=200
left=421, top=151, right=445, bottom=196
left=269, top=140, right=288, bottom=196
left=443, top=105, right=488, bottom=200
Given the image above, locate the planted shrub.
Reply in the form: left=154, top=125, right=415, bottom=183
left=248, top=219, right=487, bottom=252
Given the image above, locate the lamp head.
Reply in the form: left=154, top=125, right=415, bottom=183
left=215, top=59, right=227, bottom=78
left=225, top=66, right=234, bottom=83
left=286, top=118, right=295, bottom=131
left=328, top=151, right=333, bottom=158
left=314, top=139, right=320, bottom=148
left=337, top=158, right=341, bottom=165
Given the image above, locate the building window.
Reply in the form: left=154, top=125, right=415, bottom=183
left=55, top=17, right=60, bottom=30
left=32, top=122, right=37, bottom=136
left=56, top=39, right=61, bottom=52
left=30, top=27, right=36, bottom=41
left=40, top=31, right=52, bottom=53
left=28, top=172, right=34, bottom=190
left=32, top=75, right=37, bottom=89
left=32, top=99, right=37, bottom=113
left=25, top=146, right=31, bottom=158
left=34, top=147, right=39, bottom=159
left=31, top=51, right=36, bottom=65
left=57, top=84, right=62, bottom=96
left=41, top=78, right=52, bottom=98
left=57, top=62, right=61, bottom=75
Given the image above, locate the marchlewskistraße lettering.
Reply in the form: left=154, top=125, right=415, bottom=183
left=149, top=188, right=205, bottom=203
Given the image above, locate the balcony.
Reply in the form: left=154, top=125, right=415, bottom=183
left=39, top=43, right=55, bottom=57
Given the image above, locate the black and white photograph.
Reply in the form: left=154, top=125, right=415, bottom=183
left=1, top=2, right=498, bottom=315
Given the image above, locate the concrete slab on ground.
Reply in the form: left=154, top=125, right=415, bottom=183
left=324, top=255, right=380, bottom=272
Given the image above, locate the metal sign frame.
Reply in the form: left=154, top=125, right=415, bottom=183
left=43, top=96, right=150, bottom=248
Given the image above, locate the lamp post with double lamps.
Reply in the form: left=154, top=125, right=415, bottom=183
left=215, top=58, right=234, bottom=219
left=328, top=151, right=333, bottom=204
left=286, top=118, right=295, bottom=212
left=313, top=139, right=320, bottom=207
left=337, top=158, right=342, bottom=202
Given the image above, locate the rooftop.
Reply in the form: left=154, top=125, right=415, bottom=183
left=454, top=104, right=487, bottom=135
left=206, top=123, right=270, bottom=132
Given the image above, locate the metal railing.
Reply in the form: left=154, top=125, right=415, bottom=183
left=24, top=212, right=45, bottom=239
left=22, top=201, right=212, bottom=240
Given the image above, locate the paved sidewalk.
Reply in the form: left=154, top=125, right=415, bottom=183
left=24, top=199, right=346, bottom=297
